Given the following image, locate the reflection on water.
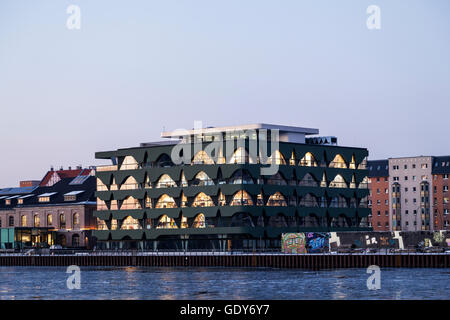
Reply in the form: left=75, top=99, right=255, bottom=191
left=0, top=267, right=448, bottom=300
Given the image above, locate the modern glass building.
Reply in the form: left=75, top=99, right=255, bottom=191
left=93, top=124, right=371, bottom=250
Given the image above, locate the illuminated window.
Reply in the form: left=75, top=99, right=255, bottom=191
left=97, top=178, right=108, bottom=191
left=156, top=215, right=178, bottom=229
left=230, top=191, right=254, bottom=206
left=358, top=176, right=369, bottom=189
left=155, top=174, right=177, bottom=188
left=299, top=152, right=318, bottom=167
left=329, top=154, right=347, bottom=168
left=96, top=199, right=108, bottom=211
left=121, top=216, right=141, bottom=230
left=145, top=196, right=152, bottom=208
left=155, top=194, right=177, bottom=209
left=192, top=150, right=215, bottom=165
left=266, top=150, right=286, bottom=165
left=192, top=192, right=214, bottom=207
left=33, top=215, right=40, bottom=227
left=349, top=155, right=356, bottom=169
left=59, top=214, right=66, bottom=229
left=120, top=196, right=142, bottom=210
left=289, top=152, right=296, bottom=166
left=21, top=215, right=27, bottom=227
left=192, top=171, right=214, bottom=186
left=180, top=172, right=188, bottom=187
left=180, top=193, right=188, bottom=207
left=120, top=156, right=139, bottom=170
left=267, top=192, right=287, bottom=206
left=218, top=192, right=226, bottom=206
left=192, top=214, right=206, bottom=228
left=120, top=176, right=139, bottom=190
left=329, top=174, right=347, bottom=188
left=47, top=214, right=53, bottom=226
left=229, top=147, right=255, bottom=164
left=320, top=173, right=327, bottom=187
left=73, top=212, right=80, bottom=227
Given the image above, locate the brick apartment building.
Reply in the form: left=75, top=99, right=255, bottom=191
left=368, top=156, right=450, bottom=232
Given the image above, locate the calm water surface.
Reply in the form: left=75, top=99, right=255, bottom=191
left=0, top=267, right=448, bottom=300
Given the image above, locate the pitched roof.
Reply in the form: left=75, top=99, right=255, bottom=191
left=40, top=168, right=93, bottom=186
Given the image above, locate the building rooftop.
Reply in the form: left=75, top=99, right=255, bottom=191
left=161, top=123, right=320, bottom=139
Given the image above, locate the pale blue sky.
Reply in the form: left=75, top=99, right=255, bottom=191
left=0, top=0, right=449, bottom=187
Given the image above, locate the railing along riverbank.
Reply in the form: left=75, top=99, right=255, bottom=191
left=0, top=249, right=448, bottom=269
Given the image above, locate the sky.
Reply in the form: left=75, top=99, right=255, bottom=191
left=0, top=0, right=449, bottom=187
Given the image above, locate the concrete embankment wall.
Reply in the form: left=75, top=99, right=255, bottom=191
left=0, top=254, right=448, bottom=269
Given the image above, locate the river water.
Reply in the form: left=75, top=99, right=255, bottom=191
left=0, top=267, right=448, bottom=300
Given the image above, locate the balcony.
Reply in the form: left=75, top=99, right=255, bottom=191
left=97, top=165, right=118, bottom=172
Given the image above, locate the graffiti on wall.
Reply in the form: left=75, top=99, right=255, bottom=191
left=281, top=233, right=307, bottom=254
left=282, top=233, right=330, bottom=253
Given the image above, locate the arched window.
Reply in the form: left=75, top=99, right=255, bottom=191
left=120, top=176, right=139, bottom=190
left=96, top=178, right=108, bottom=191
left=73, top=212, right=80, bottom=227
left=268, top=215, right=288, bottom=227
left=97, top=199, right=108, bottom=211
left=155, top=194, right=177, bottom=209
left=192, top=192, right=214, bottom=207
left=58, top=235, right=66, bottom=247
left=72, top=234, right=80, bottom=247
left=305, top=214, right=320, bottom=227
left=299, top=152, right=318, bottom=167
left=192, top=214, right=206, bottom=228
left=33, top=215, right=40, bottom=227
left=47, top=214, right=53, bottom=226
left=191, top=171, right=214, bottom=186
left=299, top=194, right=318, bottom=207
left=156, top=215, right=178, bottom=229
left=267, top=173, right=287, bottom=186
left=231, top=213, right=254, bottom=227
left=229, top=147, right=255, bottom=164
left=121, top=216, right=141, bottom=230
left=120, top=196, right=142, bottom=210
left=154, top=154, right=174, bottom=168
left=358, top=176, right=369, bottom=189
left=329, top=174, right=347, bottom=188
left=180, top=193, right=188, bottom=207
left=266, top=150, right=286, bottom=165
left=192, top=150, right=215, bottom=165
left=59, top=214, right=66, bottom=229
left=266, top=192, right=287, bottom=206
left=155, top=174, right=177, bottom=188
left=298, top=173, right=319, bottom=187
left=97, top=218, right=108, bottom=230
left=230, top=191, right=254, bottom=206
left=120, top=156, right=139, bottom=170
left=329, top=196, right=348, bottom=208
left=229, top=170, right=254, bottom=184
left=329, top=154, right=347, bottom=168
left=21, top=215, right=27, bottom=227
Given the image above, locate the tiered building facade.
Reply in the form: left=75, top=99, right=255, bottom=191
left=93, top=124, right=371, bottom=250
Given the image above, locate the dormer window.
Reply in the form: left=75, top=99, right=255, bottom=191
left=38, top=192, right=57, bottom=203
left=64, top=191, right=84, bottom=202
